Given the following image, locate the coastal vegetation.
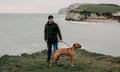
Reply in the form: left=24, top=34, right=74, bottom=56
left=59, top=4, right=120, bottom=22
left=0, top=49, right=120, bottom=72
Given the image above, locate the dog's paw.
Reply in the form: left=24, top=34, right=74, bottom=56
left=71, top=64, right=74, bottom=67
left=49, top=64, right=52, bottom=68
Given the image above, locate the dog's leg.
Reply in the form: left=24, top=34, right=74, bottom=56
left=49, top=54, right=60, bottom=67
left=70, top=56, right=74, bottom=67
left=49, top=58, right=53, bottom=67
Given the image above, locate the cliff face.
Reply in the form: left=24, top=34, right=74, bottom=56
left=65, top=11, right=82, bottom=21
left=58, top=3, right=80, bottom=14
left=59, top=3, right=120, bottom=22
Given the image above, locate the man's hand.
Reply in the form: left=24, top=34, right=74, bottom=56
left=59, top=40, right=63, bottom=42
left=45, top=40, right=48, bottom=42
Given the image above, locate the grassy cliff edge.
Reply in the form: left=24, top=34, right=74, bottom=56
left=0, top=49, right=120, bottom=72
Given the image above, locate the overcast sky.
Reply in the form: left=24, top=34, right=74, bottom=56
left=0, top=0, right=120, bottom=13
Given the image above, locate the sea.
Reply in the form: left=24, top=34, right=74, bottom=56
left=0, top=13, right=120, bottom=57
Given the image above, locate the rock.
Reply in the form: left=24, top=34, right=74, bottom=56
left=65, top=11, right=82, bottom=21
left=72, top=13, right=81, bottom=21
left=65, top=11, right=72, bottom=20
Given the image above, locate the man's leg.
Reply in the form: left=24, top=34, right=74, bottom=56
left=47, top=43, right=52, bottom=62
left=53, top=43, right=58, bottom=51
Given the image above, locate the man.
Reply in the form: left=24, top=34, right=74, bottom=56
left=44, top=15, right=62, bottom=62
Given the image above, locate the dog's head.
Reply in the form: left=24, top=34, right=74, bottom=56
left=73, top=43, right=82, bottom=49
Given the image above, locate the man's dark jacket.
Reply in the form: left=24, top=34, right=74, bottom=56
left=44, top=22, right=62, bottom=43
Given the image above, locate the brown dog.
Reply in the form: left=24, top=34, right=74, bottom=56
left=49, top=43, right=82, bottom=67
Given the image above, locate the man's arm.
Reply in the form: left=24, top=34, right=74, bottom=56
left=44, top=24, right=48, bottom=41
left=56, top=24, right=62, bottom=40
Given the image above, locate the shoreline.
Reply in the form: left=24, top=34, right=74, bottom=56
left=65, top=19, right=120, bottom=24
left=84, top=19, right=119, bottom=23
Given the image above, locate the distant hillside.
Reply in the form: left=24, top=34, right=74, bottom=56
left=76, top=4, right=120, bottom=13
left=59, top=3, right=120, bottom=22
left=58, top=3, right=120, bottom=14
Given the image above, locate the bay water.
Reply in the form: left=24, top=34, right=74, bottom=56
left=0, top=14, right=120, bottom=56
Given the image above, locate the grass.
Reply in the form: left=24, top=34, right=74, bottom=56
left=73, top=4, right=120, bottom=13
left=0, top=49, right=120, bottom=72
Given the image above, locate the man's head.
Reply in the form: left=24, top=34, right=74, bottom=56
left=48, top=15, right=54, bottom=23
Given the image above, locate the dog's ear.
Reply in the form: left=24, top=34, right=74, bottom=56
left=73, top=43, right=76, bottom=47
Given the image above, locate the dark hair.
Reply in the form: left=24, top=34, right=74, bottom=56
left=48, top=15, right=54, bottom=19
